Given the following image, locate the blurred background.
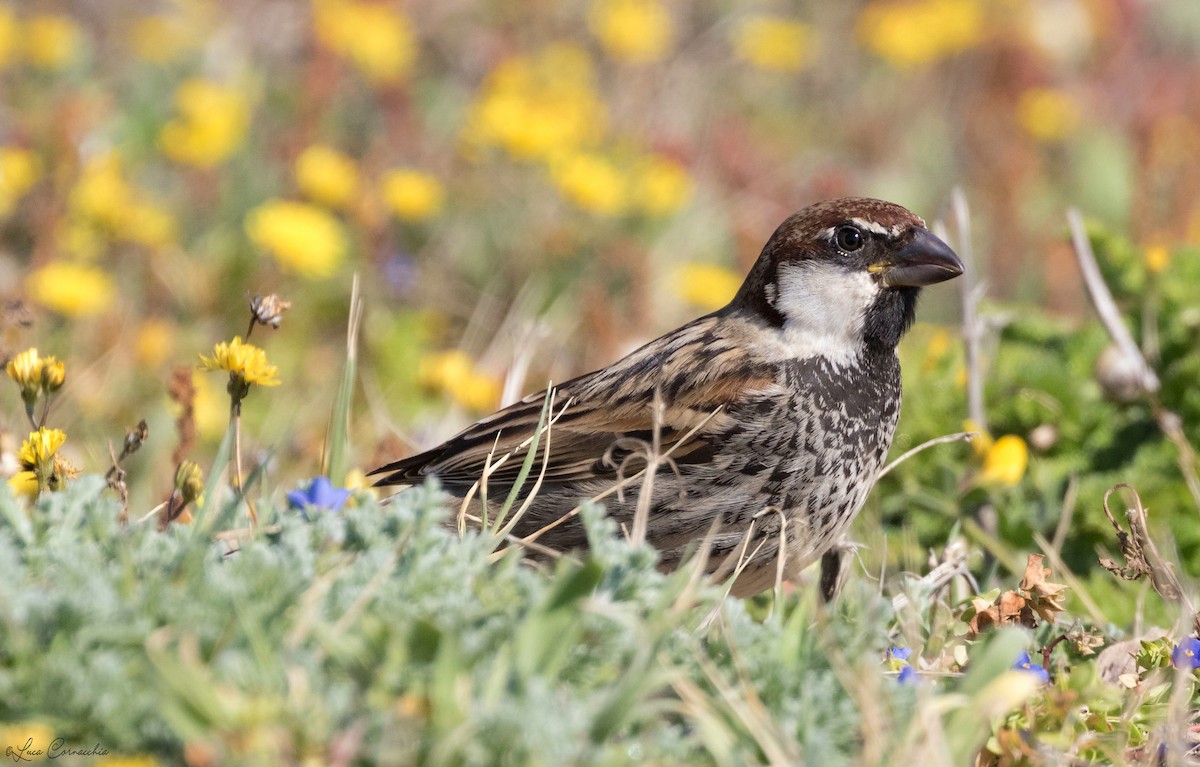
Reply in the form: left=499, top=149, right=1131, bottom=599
left=3, top=0, right=1200, bottom=595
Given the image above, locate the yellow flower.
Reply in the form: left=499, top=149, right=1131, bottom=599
left=159, top=79, right=250, bottom=168
left=135, top=320, right=175, bottom=367
left=27, top=262, right=116, bottom=317
left=70, top=154, right=134, bottom=231
left=199, top=337, right=281, bottom=387
left=18, top=427, right=66, bottom=469
left=677, top=263, right=742, bottom=311
left=40, top=357, right=64, bottom=393
left=8, top=470, right=37, bottom=499
left=314, top=0, right=416, bottom=84
left=550, top=153, right=626, bottom=216
left=1145, top=243, right=1170, bottom=274
left=630, top=155, right=692, bottom=216
left=979, top=434, right=1029, bottom=487
left=58, top=218, right=104, bottom=260
left=463, top=43, right=607, bottom=161
left=295, top=145, right=360, bottom=209
left=381, top=169, right=445, bottom=222
left=589, top=0, right=673, bottom=64
left=858, top=0, right=983, bottom=70
left=419, top=350, right=501, bottom=412
left=245, top=199, right=346, bottom=279
left=1016, top=87, right=1080, bottom=142
left=0, top=722, right=54, bottom=756
left=733, top=16, right=816, bottom=73
left=7, top=347, right=43, bottom=402
left=0, top=146, right=42, bottom=216
left=23, top=14, right=81, bottom=70
left=123, top=202, right=177, bottom=249
left=0, top=5, right=17, bottom=70
left=962, top=419, right=991, bottom=457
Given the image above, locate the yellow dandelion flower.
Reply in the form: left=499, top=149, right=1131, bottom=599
left=677, top=263, right=742, bottom=311
left=381, top=169, right=445, bottom=222
left=135, top=320, right=175, bottom=368
left=245, top=199, right=346, bottom=279
left=1145, top=243, right=1170, bottom=274
left=27, top=261, right=116, bottom=317
left=295, top=145, right=360, bottom=209
left=0, top=6, right=17, bottom=70
left=314, top=0, right=416, bottom=84
left=733, top=16, right=816, bottom=73
left=8, top=470, right=37, bottom=499
left=858, top=0, right=983, bottom=70
left=199, top=337, right=281, bottom=388
left=418, top=350, right=500, bottom=412
left=18, top=427, right=66, bottom=470
left=978, top=434, right=1028, bottom=487
left=23, top=13, right=81, bottom=70
left=589, top=0, right=673, bottom=64
left=7, top=347, right=42, bottom=404
left=70, top=153, right=135, bottom=231
left=630, top=155, right=692, bottom=216
left=1016, top=87, right=1080, bottom=142
left=0, top=146, right=42, bottom=217
left=122, top=202, right=177, bottom=249
left=40, top=357, right=64, bottom=393
left=550, top=153, right=626, bottom=216
left=463, top=44, right=608, bottom=161
left=159, top=79, right=250, bottom=168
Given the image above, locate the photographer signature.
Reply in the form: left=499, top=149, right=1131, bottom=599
left=5, top=737, right=109, bottom=763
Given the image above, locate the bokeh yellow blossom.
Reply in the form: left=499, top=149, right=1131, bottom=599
left=314, top=0, right=416, bottom=84
left=95, top=756, right=162, bottom=767
left=69, top=154, right=176, bottom=248
left=858, top=0, right=983, bottom=70
left=0, top=146, right=41, bottom=217
left=550, top=153, right=625, bottom=216
left=381, top=169, right=445, bottom=222
left=922, top=327, right=953, bottom=372
left=1144, top=243, right=1170, bottom=274
left=677, top=263, right=742, bottom=311
left=295, top=145, right=361, bottom=209
left=963, top=418, right=991, bottom=456
left=123, top=202, right=177, bottom=249
left=419, top=350, right=500, bottom=412
left=245, top=199, right=346, bottom=279
left=464, top=43, right=607, bottom=161
left=191, top=372, right=229, bottom=439
left=160, top=79, right=250, bottom=168
left=979, top=434, right=1029, bottom=487
left=1016, top=87, right=1080, bottom=142
left=589, top=0, right=673, bottom=64
left=71, top=154, right=134, bottom=232
left=733, top=16, right=815, bottom=73
left=630, top=155, right=692, bottom=216
left=135, top=320, right=176, bottom=368
left=27, top=262, right=116, bottom=317
left=23, top=14, right=81, bottom=70
left=0, top=722, right=54, bottom=754
left=200, top=337, right=281, bottom=387
left=7, top=470, right=37, bottom=499
left=0, top=6, right=17, bottom=70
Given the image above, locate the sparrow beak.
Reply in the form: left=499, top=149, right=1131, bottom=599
left=876, top=227, right=964, bottom=288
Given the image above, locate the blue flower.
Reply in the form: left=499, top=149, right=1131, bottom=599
left=897, top=665, right=917, bottom=684
left=888, top=647, right=911, bottom=662
left=1171, top=637, right=1200, bottom=669
left=287, top=477, right=351, bottom=515
left=1013, top=651, right=1050, bottom=684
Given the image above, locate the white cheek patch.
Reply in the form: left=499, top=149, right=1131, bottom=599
left=773, top=261, right=880, bottom=364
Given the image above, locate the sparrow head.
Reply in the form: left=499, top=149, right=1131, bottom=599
left=731, top=197, right=963, bottom=353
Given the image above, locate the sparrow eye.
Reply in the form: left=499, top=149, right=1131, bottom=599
left=835, top=225, right=864, bottom=253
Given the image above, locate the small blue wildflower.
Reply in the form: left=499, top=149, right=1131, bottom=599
left=888, top=647, right=911, bottom=662
left=1013, top=651, right=1051, bottom=684
left=897, top=665, right=917, bottom=685
left=1171, top=636, right=1200, bottom=669
left=287, top=477, right=351, bottom=516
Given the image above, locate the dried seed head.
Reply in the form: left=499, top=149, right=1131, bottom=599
left=248, top=293, right=291, bottom=330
